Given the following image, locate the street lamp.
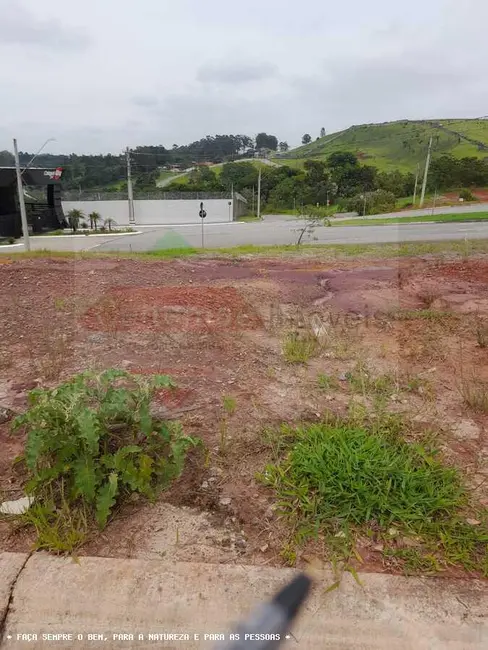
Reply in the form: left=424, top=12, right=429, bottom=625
left=13, top=137, right=56, bottom=251
left=21, top=138, right=56, bottom=176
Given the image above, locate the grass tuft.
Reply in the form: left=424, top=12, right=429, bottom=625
left=390, top=309, right=455, bottom=322
left=317, top=374, right=339, bottom=391
left=282, top=331, right=319, bottom=363
left=460, top=379, right=488, bottom=413
left=260, top=417, right=488, bottom=575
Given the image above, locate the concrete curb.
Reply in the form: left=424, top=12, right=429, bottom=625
left=0, top=553, right=487, bottom=649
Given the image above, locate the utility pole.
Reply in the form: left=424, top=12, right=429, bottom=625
left=257, top=167, right=262, bottom=220
left=419, top=136, right=433, bottom=208
left=363, top=194, right=367, bottom=217
left=13, top=138, right=30, bottom=251
left=126, top=147, right=135, bottom=224
left=413, top=163, right=420, bottom=206
left=252, top=186, right=255, bottom=215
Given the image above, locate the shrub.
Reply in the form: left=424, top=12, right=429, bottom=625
left=459, top=188, right=476, bottom=201
left=8, top=237, right=15, bottom=244
left=11, top=369, right=200, bottom=551
left=347, top=190, right=396, bottom=216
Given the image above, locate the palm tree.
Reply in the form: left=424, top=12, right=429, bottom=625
left=67, top=209, right=84, bottom=233
left=104, top=217, right=117, bottom=232
left=89, top=211, right=102, bottom=231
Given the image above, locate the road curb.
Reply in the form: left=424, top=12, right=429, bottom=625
left=0, top=553, right=487, bottom=648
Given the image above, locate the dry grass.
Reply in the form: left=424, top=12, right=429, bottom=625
left=282, top=331, right=319, bottom=363
left=475, top=317, right=488, bottom=349
left=28, top=334, right=71, bottom=381
left=460, top=376, right=488, bottom=413
left=0, top=347, right=13, bottom=371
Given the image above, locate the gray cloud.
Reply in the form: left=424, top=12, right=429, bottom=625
left=1, top=0, right=488, bottom=153
left=0, top=1, right=90, bottom=51
left=197, top=62, right=278, bottom=85
left=132, top=95, right=160, bottom=108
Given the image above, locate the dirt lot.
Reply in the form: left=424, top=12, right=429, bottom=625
left=0, top=254, right=487, bottom=575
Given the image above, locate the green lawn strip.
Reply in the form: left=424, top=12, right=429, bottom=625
left=259, top=417, right=488, bottom=576
left=4, top=238, right=488, bottom=261
left=332, top=212, right=488, bottom=227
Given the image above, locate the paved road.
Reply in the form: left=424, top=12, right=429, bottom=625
left=2, top=219, right=488, bottom=253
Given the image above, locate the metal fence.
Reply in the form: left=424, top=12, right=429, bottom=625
left=61, top=191, right=234, bottom=201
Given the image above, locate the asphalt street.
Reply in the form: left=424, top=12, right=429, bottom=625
left=2, top=218, right=487, bottom=253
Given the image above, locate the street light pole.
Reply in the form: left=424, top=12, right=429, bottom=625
left=21, top=138, right=56, bottom=177
left=13, top=138, right=30, bottom=251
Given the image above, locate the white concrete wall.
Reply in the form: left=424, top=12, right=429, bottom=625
left=61, top=199, right=234, bottom=226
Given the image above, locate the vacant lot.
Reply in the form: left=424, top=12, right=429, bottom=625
left=0, top=252, right=487, bottom=576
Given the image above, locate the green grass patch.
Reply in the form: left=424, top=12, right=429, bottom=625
left=317, top=374, right=340, bottom=391
left=222, top=395, right=237, bottom=415
left=282, top=331, right=319, bottom=363
left=260, top=416, right=488, bottom=575
left=332, top=212, right=488, bottom=226
left=4, top=238, right=488, bottom=263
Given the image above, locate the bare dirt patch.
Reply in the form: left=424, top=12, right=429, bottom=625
left=1, top=255, right=487, bottom=575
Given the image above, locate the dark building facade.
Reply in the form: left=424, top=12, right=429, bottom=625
left=0, top=167, right=66, bottom=238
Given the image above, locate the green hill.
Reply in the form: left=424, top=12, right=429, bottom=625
left=277, top=119, right=488, bottom=172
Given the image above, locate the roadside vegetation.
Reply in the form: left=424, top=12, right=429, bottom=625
left=5, top=237, right=488, bottom=261
left=260, top=412, right=488, bottom=577
left=7, top=369, right=200, bottom=552
left=331, top=212, right=488, bottom=227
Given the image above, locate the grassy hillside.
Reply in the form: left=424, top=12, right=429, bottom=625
left=278, top=119, right=488, bottom=172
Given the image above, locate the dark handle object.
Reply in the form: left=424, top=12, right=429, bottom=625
left=216, top=573, right=311, bottom=650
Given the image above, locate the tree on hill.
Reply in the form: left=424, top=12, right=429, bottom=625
left=255, top=133, right=278, bottom=151
left=320, top=127, right=326, bottom=138
left=279, top=141, right=289, bottom=152
left=220, top=162, right=259, bottom=192
left=302, top=134, right=312, bottom=145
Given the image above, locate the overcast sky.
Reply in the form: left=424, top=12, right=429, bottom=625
left=1, top=0, right=487, bottom=154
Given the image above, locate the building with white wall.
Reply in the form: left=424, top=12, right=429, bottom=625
left=62, top=192, right=247, bottom=227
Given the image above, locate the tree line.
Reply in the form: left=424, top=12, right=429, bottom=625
left=164, top=152, right=488, bottom=214
left=0, top=131, right=284, bottom=191
left=164, top=153, right=416, bottom=213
